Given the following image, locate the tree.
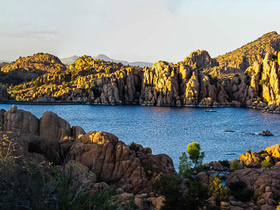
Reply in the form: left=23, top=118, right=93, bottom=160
left=154, top=174, right=182, bottom=210
left=187, top=142, right=205, bottom=169
left=182, top=179, right=209, bottom=209
left=178, top=152, right=192, bottom=178
left=179, top=142, right=205, bottom=178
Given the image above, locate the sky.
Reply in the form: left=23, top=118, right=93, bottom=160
left=0, top=0, right=279, bottom=63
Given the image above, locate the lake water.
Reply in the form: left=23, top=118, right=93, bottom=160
left=1, top=104, right=280, bottom=169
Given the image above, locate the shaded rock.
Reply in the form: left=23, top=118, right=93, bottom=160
left=4, top=105, right=39, bottom=135
left=40, top=111, right=71, bottom=141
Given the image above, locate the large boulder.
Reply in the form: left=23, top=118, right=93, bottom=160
left=4, top=105, right=39, bottom=135
left=67, top=131, right=176, bottom=194
left=40, top=111, right=71, bottom=141
left=239, top=149, right=263, bottom=167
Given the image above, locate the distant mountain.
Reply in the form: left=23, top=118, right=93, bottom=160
left=61, top=54, right=153, bottom=67
left=0, top=60, right=10, bottom=63
left=60, top=55, right=79, bottom=65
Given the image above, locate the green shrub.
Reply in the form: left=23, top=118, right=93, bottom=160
left=262, top=159, right=273, bottom=167
left=129, top=141, right=140, bottom=152
left=90, top=85, right=100, bottom=96
left=229, top=180, right=246, bottom=192
left=154, top=174, right=182, bottom=210
left=232, top=160, right=240, bottom=170
left=182, top=179, right=209, bottom=209
left=178, top=152, right=192, bottom=178
left=229, top=180, right=254, bottom=202
left=219, top=160, right=230, bottom=168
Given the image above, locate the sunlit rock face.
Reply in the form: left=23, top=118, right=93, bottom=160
left=0, top=53, right=66, bottom=84
left=140, top=50, right=225, bottom=107
left=4, top=33, right=280, bottom=111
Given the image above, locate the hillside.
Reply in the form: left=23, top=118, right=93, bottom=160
left=3, top=31, right=280, bottom=111
left=215, top=31, right=280, bottom=72
left=0, top=53, right=66, bottom=84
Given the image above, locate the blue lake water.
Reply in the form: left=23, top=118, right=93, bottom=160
left=1, top=104, right=280, bottom=169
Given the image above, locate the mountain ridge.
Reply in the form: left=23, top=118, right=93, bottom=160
left=60, top=54, right=153, bottom=67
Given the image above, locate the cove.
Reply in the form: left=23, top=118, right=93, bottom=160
left=1, top=104, right=280, bottom=169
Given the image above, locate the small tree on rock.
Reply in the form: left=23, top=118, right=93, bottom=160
left=187, top=142, right=205, bottom=169
left=179, top=142, right=205, bottom=178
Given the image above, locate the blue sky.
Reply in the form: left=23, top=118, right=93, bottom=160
left=0, top=0, right=279, bottom=63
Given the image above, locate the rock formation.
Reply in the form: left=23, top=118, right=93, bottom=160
left=239, top=145, right=280, bottom=167
left=226, top=164, right=280, bottom=209
left=3, top=31, right=280, bottom=112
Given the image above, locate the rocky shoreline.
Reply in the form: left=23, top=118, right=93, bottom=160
left=1, top=105, right=280, bottom=209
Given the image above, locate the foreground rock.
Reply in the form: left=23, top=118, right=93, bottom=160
left=226, top=164, right=280, bottom=209
left=1, top=105, right=175, bottom=204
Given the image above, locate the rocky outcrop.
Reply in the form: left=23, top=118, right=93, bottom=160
left=4, top=105, right=39, bottom=135
left=1, top=106, right=176, bottom=195
left=67, top=131, right=175, bottom=194
left=139, top=51, right=230, bottom=106
left=239, top=145, right=280, bottom=167
left=226, top=164, right=280, bottom=209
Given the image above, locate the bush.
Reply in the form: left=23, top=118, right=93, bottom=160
left=129, top=141, right=140, bottom=152
left=16, top=96, right=22, bottom=101
left=178, top=152, right=192, bottom=178
left=229, top=180, right=254, bottom=202
left=262, top=159, right=273, bottom=167
left=90, top=85, right=100, bottom=96
left=182, top=179, right=209, bottom=209
left=91, top=185, right=138, bottom=210
left=0, top=135, right=138, bottom=210
left=232, top=160, right=240, bottom=170
left=154, top=174, right=182, bottom=210
left=219, top=160, right=230, bottom=168
left=229, top=180, right=246, bottom=192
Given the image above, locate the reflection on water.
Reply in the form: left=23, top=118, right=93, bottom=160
left=1, top=104, right=280, bottom=169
